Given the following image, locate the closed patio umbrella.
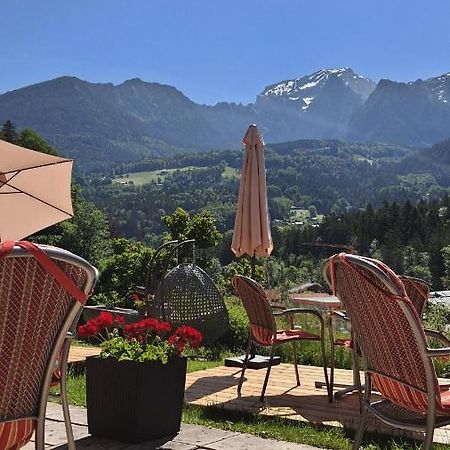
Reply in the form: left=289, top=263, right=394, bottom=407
left=0, top=139, right=74, bottom=242
left=226, top=125, right=278, bottom=369
left=231, top=124, right=273, bottom=276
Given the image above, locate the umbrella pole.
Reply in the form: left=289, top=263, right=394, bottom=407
left=251, top=252, right=256, bottom=279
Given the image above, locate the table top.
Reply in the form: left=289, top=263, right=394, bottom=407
left=289, top=292, right=341, bottom=310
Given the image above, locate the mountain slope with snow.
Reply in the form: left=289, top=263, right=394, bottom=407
left=0, top=68, right=449, bottom=170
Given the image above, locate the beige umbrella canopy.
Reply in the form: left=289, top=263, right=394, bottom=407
left=231, top=124, right=273, bottom=264
left=0, top=139, right=74, bottom=242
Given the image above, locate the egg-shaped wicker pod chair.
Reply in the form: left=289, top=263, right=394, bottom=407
left=154, top=262, right=229, bottom=344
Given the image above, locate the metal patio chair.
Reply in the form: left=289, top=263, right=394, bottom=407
left=232, top=275, right=330, bottom=401
left=0, top=241, right=97, bottom=450
left=326, top=273, right=449, bottom=401
left=323, top=253, right=450, bottom=449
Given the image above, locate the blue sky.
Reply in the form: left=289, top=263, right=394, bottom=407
left=1, top=0, right=449, bottom=105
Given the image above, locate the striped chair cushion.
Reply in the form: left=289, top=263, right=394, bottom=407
left=373, top=375, right=450, bottom=414
left=0, top=419, right=35, bottom=450
left=51, top=368, right=62, bottom=387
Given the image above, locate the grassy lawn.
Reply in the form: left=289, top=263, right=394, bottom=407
left=113, top=166, right=196, bottom=185
left=222, top=165, right=240, bottom=179
left=113, top=164, right=238, bottom=186
left=289, top=208, right=324, bottom=224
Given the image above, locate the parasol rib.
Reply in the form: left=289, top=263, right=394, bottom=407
left=1, top=159, right=72, bottom=176
left=0, top=160, right=73, bottom=216
left=0, top=181, right=73, bottom=216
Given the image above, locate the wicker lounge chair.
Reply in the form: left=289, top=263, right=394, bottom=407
left=0, top=241, right=97, bottom=450
left=323, top=253, right=450, bottom=449
left=232, top=275, right=330, bottom=401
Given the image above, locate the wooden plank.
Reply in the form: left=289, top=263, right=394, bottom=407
left=67, top=344, right=100, bottom=370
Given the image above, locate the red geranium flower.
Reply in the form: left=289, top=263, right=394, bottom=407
left=96, top=311, right=113, bottom=328
left=114, top=315, right=125, bottom=325
left=169, top=326, right=203, bottom=354
left=78, top=310, right=203, bottom=363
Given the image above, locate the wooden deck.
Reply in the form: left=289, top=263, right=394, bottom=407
left=68, top=346, right=450, bottom=445
left=185, top=363, right=450, bottom=445
left=68, top=344, right=100, bottom=367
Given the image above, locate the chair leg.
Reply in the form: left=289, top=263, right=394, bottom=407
left=353, top=373, right=371, bottom=449
left=260, top=346, right=275, bottom=401
left=35, top=408, right=46, bottom=450
left=352, top=338, right=363, bottom=410
left=423, top=408, right=436, bottom=450
left=60, top=339, right=75, bottom=450
left=423, top=429, right=435, bottom=450
left=238, top=339, right=252, bottom=397
left=353, top=403, right=369, bottom=450
left=291, top=341, right=300, bottom=386
left=322, top=314, right=332, bottom=402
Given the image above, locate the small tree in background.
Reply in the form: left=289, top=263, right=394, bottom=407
left=162, top=207, right=221, bottom=249
left=162, top=207, right=222, bottom=273
left=91, top=238, right=153, bottom=308
left=1, top=120, right=18, bottom=143
left=18, top=128, right=58, bottom=155
left=162, top=207, right=191, bottom=242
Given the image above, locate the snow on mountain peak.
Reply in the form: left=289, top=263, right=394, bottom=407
left=260, top=68, right=375, bottom=110
left=426, top=72, right=450, bottom=103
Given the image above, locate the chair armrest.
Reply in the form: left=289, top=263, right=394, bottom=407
left=278, top=307, right=325, bottom=326
left=424, top=329, right=450, bottom=347
left=332, top=310, right=349, bottom=321
left=270, top=303, right=286, bottom=311
left=426, top=347, right=450, bottom=357
left=134, top=285, right=145, bottom=295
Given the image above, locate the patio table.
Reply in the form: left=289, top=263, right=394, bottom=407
left=289, top=293, right=361, bottom=402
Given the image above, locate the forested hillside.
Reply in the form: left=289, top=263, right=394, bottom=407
left=80, top=139, right=450, bottom=241
left=2, top=123, right=449, bottom=290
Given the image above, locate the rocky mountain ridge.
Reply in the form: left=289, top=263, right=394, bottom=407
left=0, top=68, right=449, bottom=171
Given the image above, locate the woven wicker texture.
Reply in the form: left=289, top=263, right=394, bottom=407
left=331, top=254, right=439, bottom=413
left=399, top=275, right=429, bottom=318
left=232, top=276, right=277, bottom=345
left=0, top=256, right=86, bottom=421
left=370, top=400, right=450, bottom=427
left=154, top=264, right=229, bottom=343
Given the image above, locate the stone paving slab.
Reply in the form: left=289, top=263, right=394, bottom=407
left=24, top=403, right=322, bottom=450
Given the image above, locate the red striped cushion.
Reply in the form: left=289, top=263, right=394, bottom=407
left=50, top=368, right=62, bottom=387
left=0, top=419, right=35, bottom=450
left=251, top=324, right=273, bottom=345
left=334, top=338, right=352, bottom=348
left=275, top=329, right=320, bottom=343
left=372, top=374, right=429, bottom=413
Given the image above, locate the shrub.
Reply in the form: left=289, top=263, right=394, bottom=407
left=218, top=297, right=249, bottom=352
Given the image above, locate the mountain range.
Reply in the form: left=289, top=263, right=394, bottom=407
left=0, top=68, right=449, bottom=171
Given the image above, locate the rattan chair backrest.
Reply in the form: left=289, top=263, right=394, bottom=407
left=232, top=275, right=276, bottom=346
left=324, top=253, right=439, bottom=413
left=399, top=275, right=430, bottom=318
left=0, top=243, right=97, bottom=422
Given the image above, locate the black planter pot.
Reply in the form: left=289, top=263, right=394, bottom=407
left=86, top=356, right=187, bottom=443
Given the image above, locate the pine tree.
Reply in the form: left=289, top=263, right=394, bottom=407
left=1, top=120, right=18, bottom=143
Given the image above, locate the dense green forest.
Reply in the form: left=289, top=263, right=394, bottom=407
left=2, top=121, right=450, bottom=295
left=79, top=139, right=450, bottom=243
